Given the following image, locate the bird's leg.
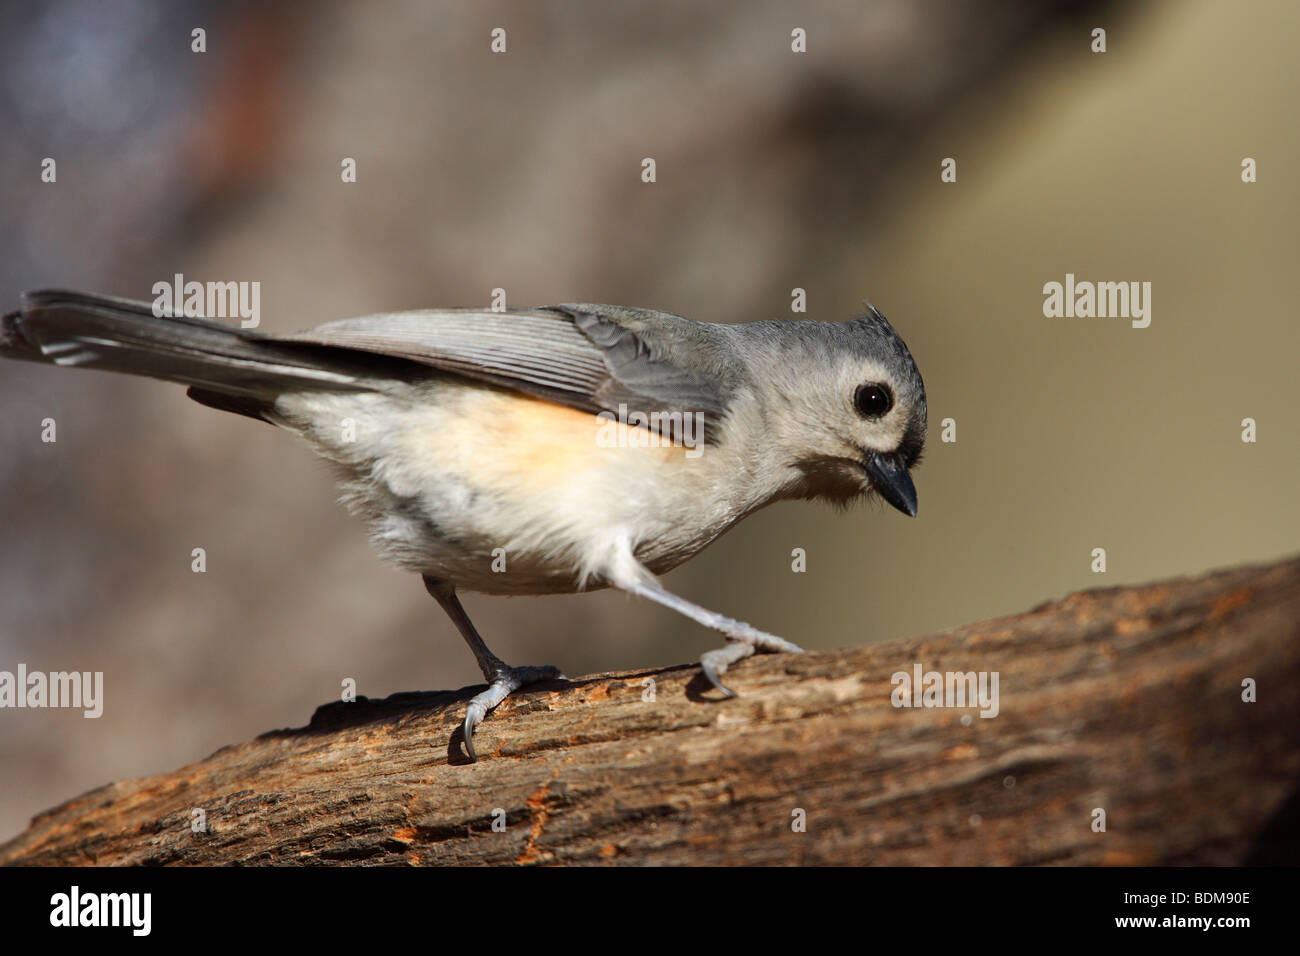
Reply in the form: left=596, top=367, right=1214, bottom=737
left=423, top=576, right=564, bottom=762
left=612, top=567, right=803, bottom=698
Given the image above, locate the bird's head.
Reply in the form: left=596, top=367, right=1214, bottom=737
left=747, top=305, right=927, bottom=515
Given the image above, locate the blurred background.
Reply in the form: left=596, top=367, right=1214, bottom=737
left=0, top=0, right=1296, bottom=841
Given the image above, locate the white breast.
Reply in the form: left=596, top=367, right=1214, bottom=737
left=273, top=381, right=764, bottom=594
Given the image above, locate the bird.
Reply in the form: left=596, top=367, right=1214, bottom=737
left=1, top=289, right=926, bottom=760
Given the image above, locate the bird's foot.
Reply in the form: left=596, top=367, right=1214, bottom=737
left=461, top=663, right=565, bottom=762
left=699, top=629, right=804, bottom=698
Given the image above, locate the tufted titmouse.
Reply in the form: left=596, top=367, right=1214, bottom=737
left=2, top=290, right=926, bottom=760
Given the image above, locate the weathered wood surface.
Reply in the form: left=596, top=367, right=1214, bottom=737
left=4, top=556, right=1298, bottom=866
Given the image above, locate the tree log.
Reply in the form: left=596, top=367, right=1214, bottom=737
left=3, top=556, right=1298, bottom=866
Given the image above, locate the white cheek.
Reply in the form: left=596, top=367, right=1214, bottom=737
left=859, top=414, right=908, bottom=453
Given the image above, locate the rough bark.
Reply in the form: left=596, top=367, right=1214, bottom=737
left=4, top=556, right=1298, bottom=866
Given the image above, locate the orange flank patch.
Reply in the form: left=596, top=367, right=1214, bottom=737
left=416, top=392, right=689, bottom=488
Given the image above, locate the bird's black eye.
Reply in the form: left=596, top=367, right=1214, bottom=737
left=854, top=383, right=893, bottom=419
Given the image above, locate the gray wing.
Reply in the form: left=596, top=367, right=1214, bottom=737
left=283, top=304, right=737, bottom=441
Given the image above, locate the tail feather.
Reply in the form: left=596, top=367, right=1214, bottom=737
left=2, top=290, right=400, bottom=401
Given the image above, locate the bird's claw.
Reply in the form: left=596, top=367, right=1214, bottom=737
left=459, top=664, right=564, bottom=763
left=699, top=655, right=737, bottom=698
left=699, top=635, right=804, bottom=699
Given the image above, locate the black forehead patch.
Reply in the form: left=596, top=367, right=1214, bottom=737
left=898, top=414, right=926, bottom=470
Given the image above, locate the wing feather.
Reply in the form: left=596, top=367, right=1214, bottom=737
left=284, top=306, right=732, bottom=441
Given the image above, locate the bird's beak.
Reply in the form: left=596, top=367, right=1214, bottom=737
left=863, top=452, right=918, bottom=517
